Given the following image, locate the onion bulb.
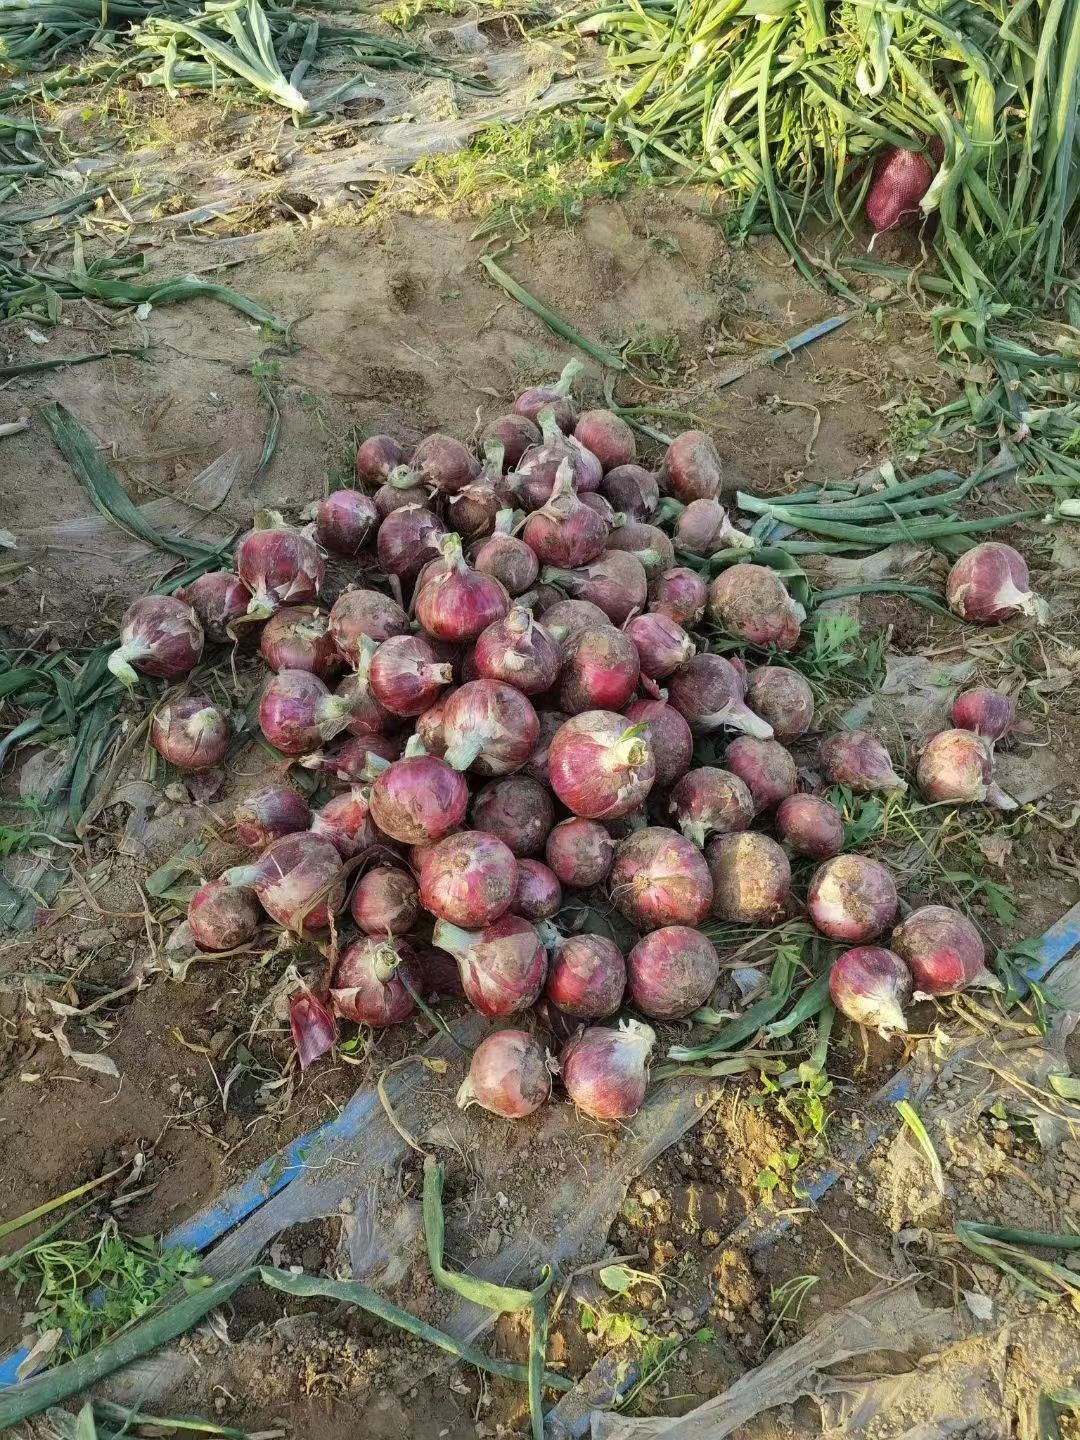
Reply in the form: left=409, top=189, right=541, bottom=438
left=649, top=567, right=708, bottom=625
left=560, top=626, right=640, bottom=714
left=259, top=669, right=358, bottom=754
left=416, top=534, right=509, bottom=643
left=316, top=490, right=377, bottom=556
left=916, top=729, right=1016, bottom=809
left=723, top=737, right=797, bottom=812
left=233, top=785, right=311, bottom=849
left=542, top=550, right=648, bottom=627
left=513, top=359, right=582, bottom=432
left=659, top=431, right=722, bottom=503
left=457, top=1030, right=552, bottom=1117
left=369, top=752, right=469, bottom=845
left=774, top=794, right=843, bottom=858
left=151, top=696, right=229, bottom=770
left=473, top=608, right=560, bottom=696
left=419, top=830, right=519, bottom=928
left=474, top=519, right=540, bottom=598
left=601, top=464, right=659, bottom=522
left=667, top=655, right=773, bottom=738
left=560, top=1019, right=655, bottom=1121
left=673, top=498, right=747, bottom=556
left=821, top=730, right=906, bottom=795
left=891, top=904, right=991, bottom=996
left=548, top=711, right=655, bottom=820
left=545, top=817, right=615, bottom=888
left=481, top=413, right=540, bottom=467
left=188, top=878, right=260, bottom=952
left=441, top=680, right=540, bottom=777
left=575, top=409, right=636, bottom=472
left=412, top=432, right=480, bottom=495
left=260, top=606, right=340, bottom=679
left=513, top=860, right=562, bottom=921
left=522, top=461, right=609, bottom=569
left=328, top=589, right=410, bottom=666
left=355, top=434, right=405, bottom=488
left=330, top=937, right=422, bottom=1025
left=377, top=505, right=446, bottom=580
left=236, top=520, right=324, bottom=619
left=179, top=572, right=249, bottom=643
left=224, top=832, right=345, bottom=933
left=829, top=947, right=912, bottom=1036
left=310, top=787, right=379, bottom=860
left=706, top=833, right=790, bottom=925
left=945, top=542, right=1046, bottom=626
left=108, top=596, right=204, bottom=686
left=433, top=914, right=547, bottom=1017
left=626, top=926, right=719, bottom=1020
left=669, top=767, right=754, bottom=847
left=370, top=635, right=453, bottom=717
left=807, top=855, right=897, bottom=942
left=707, top=564, right=803, bottom=651
left=546, top=935, right=626, bottom=1019
left=350, top=865, right=419, bottom=937
left=623, top=699, right=694, bottom=789
left=608, top=826, right=713, bottom=929
left=745, top=668, right=814, bottom=743
left=625, top=613, right=694, bottom=680
left=950, top=687, right=1015, bottom=745
left=472, top=774, right=555, bottom=858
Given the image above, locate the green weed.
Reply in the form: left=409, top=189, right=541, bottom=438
left=788, top=614, right=886, bottom=694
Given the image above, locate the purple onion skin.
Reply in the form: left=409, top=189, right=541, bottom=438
left=659, top=431, right=722, bottom=504
left=188, top=879, right=260, bottom=952
left=355, top=434, right=405, bottom=487
left=575, top=410, right=636, bottom=472
left=820, top=730, right=906, bottom=795
left=745, top=667, right=815, bottom=743
left=626, top=926, right=719, bottom=1020
left=472, top=774, right=555, bottom=858
left=724, top=737, right=797, bottom=812
left=317, top=490, right=377, bottom=556
left=707, top=564, right=802, bottom=651
left=233, top=786, right=312, bottom=850
left=649, top=567, right=708, bottom=625
left=419, top=830, right=519, bottom=929
left=482, top=414, right=541, bottom=468
left=180, top=573, right=249, bottom=643
left=829, top=947, right=912, bottom=1036
left=559, top=1019, right=655, bottom=1122
left=608, top=827, right=713, bottom=930
left=623, top=699, right=694, bottom=789
left=807, top=855, right=898, bottom=943
left=945, top=542, right=1044, bottom=626
left=916, top=729, right=1016, bottom=809
left=513, top=860, right=563, bottom=922
left=669, top=767, right=754, bottom=848
left=602, top=465, right=659, bottom=522
left=775, top=794, right=843, bottom=859
left=434, top=915, right=548, bottom=1018
left=546, top=935, right=626, bottom=1020
left=706, top=833, right=790, bottom=925
left=950, top=687, right=1015, bottom=745
left=891, top=904, right=989, bottom=996
left=330, top=938, right=422, bottom=1026
left=545, top=817, right=615, bottom=888
left=457, top=1030, right=551, bottom=1118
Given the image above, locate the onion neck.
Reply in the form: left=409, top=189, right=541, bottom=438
left=444, top=734, right=484, bottom=771
left=481, top=441, right=505, bottom=481
left=617, top=1017, right=656, bottom=1060
left=555, top=358, right=583, bottom=398
left=386, top=465, right=423, bottom=491
left=537, top=409, right=563, bottom=447
left=403, top=733, right=428, bottom=759
left=222, top=861, right=262, bottom=888
left=607, top=725, right=650, bottom=771
left=431, top=919, right=475, bottom=959
left=107, top=641, right=146, bottom=687
left=438, top=531, right=468, bottom=574
left=318, top=695, right=358, bottom=741
left=493, top=508, right=516, bottom=536
left=371, top=939, right=402, bottom=983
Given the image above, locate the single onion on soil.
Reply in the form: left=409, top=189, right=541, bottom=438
left=706, top=833, right=790, bottom=925
left=522, top=461, right=609, bottom=569
left=481, top=413, right=540, bottom=467
left=950, top=687, right=1015, bottom=745
left=602, top=464, right=659, bottom=521
left=560, top=626, right=640, bottom=714
left=627, top=927, right=719, bottom=1020
left=546, top=935, right=625, bottom=1019
left=370, top=635, right=453, bottom=717
left=670, top=767, right=754, bottom=847
left=441, top=680, right=539, bottom=777
left=707, top=564, right=803, bottom=650
left=355, top=434, right=405, bottom=487
left=659, top=431, right=722, bottom=503
left=224, top=832, right=345, bottom=933
left=807, top=855, right=897, bottom=942
left=188, top=878, right=260, bottom=952
left=472, top=775, right=555, bottom=858
left=316, top=490, right=377, bottom=556
left=649, top=567, right=708, bottom=625
left=513, top=359, right=582, bottom=432
left=609, top=826, right=713, bottom=929
left=416, top=534, right=509, bottom=643
left=821, top=730, right=906, bottom=794
left=549, top=711, right=655, bottom=820
left=891, top=904, right=991, bottom=996
left=916, top=729, right=1017, bottom=809
left=829, top=947, right=912, bottom=1036
left=542, top=550, right=648, bottom=627
left=724, top=736, right=797, bottom=812
left=474, top=608, right=560, bottom=696
left=673, top=498, right=747, bottom=556
left=350, top=865, right=419, bottom=937
left=419, top=830, right=518, bottom=928
left=866, top=144, right=937, bottom=231
left=624, top=699, right=694, bottom=788
left=545, top=817, right=615, bottom=888
left=745, top=668, right=815, bottom=743
left=945, top=542, right=1046, bottom=625
left=668, top=654, right=773, bottom=738
left=328, top=589, right=410, bottom=665
left=513, top=860, right=562, bottom=921
left=108, top=596, right=204, bottom=685
left=377, top=504, right=446, bottom=580
left=310, top=788, right=379, bottom=860
left=560, top=1019, right=655, bottom=1121
left=625, top=613, right=694, bottom=680
left=370, top=752, right=469, bottom=844
left=330, top=937, right=421, bottom=1025
left=260, top=606, right=339, bottom=679
left=179, top=572, right=248, bottom=643
left=259, top=669, right=357, bottom=754
left=474, top=516, right=540, bottom=597
left=236, top=520, right=324, bottom=618
left=457, top=1030, right=552, bottom=1117
left=775, top=794, right=843, bottom=859
left=413, top=432, right=480, bottom=495
left=233, top=785, right=311, bottom=849
left=575, top=409, right=635, bottom=471
left=433, top=914, right=547, bottom=1016
left=151, top=696, right=229, bottom=770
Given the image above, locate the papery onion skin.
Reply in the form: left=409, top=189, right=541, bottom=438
left=673, top=498, right=746, bottom=557
left=560, top=1019, right=655, bottom=1121
left=179, top=573, right=249, bottom=643
left=316, top=490, right=378, bottom=556
left=109, top=596, right=204, bottom=686
left=377, top=505, right=446, bottom=580
left=355, top=434, right=405, bottom=488
left=474, top=531, right=540, bottom=597
left=522, top=463, right=609, bottom=569
left=706, top=832, right=790, bottom=925
left=723, top=736, right=797, bottom=812
left=545, top=817, right=615, bottom=888
left=560, top=626, right=641, bottom=714
left=950, top=687, right=1015, bottom=745
left=236, top=524, right=324, bottom=619
left=548, top=710, right=655, bottom=820
left=546, top=935, right=626, bottom=1019
left=514, top=410, right=601, bottom=508
left=433, top=914, right=547, bottom=1017
left=336, top=646, right=396, bottom=738
left=370, top=754, right=469, bottom=845
left=807, top=855, right=898, bottom=942
left=457, top=1029, right=551, bottom=1117
left=413, top=433, right=480, bottom=495
left=472, top=774, right=555, bottom=858
left=328, top=589, right=410, bottom=665
left=829, top=947, right=912, bottom=1036
left=667, top=654, right=774, bottom=739
left=916, top=729, right=1017, bottom=809
left=310, top=787, right=379, bottom=860
left=259, top=669, right=356, bottom=755
left=945, top=542, right=1046, bottom=625
left=659, top=431, right=722, bottom=503
left=447, top=485, right=503, bottom=543
left=891, top=904, right=989, bottom=996
left=330, top=937, right=421, bottom=1025
left=441, top=680, right=540, bottom=777
left=374, top=471, right=429, bottom=518
left=151, top=697, right=229, bottom=771
left=233, top=785, right=312, bottom=849
left=745, top=668, right=815, bottom=744
left=649, top=567, right=708, bottom=625
left=350, top=865, right=420, bottom=937
left=513, top=360, right=582, bottom=432
left=542, top=550, right=648, bottom=627
left=609, top=826, right=713, bottom=929
left=260, top=606, right=340, bottom=679
left=821, top=730, right=906, bottom=794
left=542, top=599, right=611, bottom=649
left=775, top=794, right=844, bottom=859
left=482, top=413, right=541, bottom=467
left=602, top=464, right=659, bottom=522
left=670, top=767, right=754, bottom=848
left=513, top=860, right=563, bottom=921
left=419, top=830, right=519, bottom=928
left=623, top=699, right=694, bottom=789
left=188, top=878, right=260, bottom=952
left=226, top=832, right=345, bottom=933
left=575, top=409, right=636, bottom=472
left=300, top=732, right=401, bottom=786
left=289, top=990, right=336, bottom=1070
left=627, top=926, right=719, bottom=1020
left=707, top=564, right=803, bottom=650
left=474, top=609, right=560, bottom=696
left=370, top=635, right=453, bottom=717
left=625, top=613, right=694, bottom=680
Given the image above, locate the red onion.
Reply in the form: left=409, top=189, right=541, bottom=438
left=377, top=505, right=446, bottom=580
left=659, top=431, right=721, bottom=503
left=447, top=484, right=503, bottom=544
left=916, top=729, right=1016, bottom=809
left=623, top=699, right=694, bottom=788
left=433, top=914, right=546, bottom=1016
left=108, top=596, right=204, bottom=685
left=560, top=1019, right=655, bottom=1121
left=578, top=490, right=615, bottom=525
left=415, top=535, right=509, bottom=644
left=706, top=832, right=790, bottom=925
left=233, top=785, right=311, bottom=849
left=525, top=710, right=567, bottom=786
left=355, top=434, right=405, bottom=487
left=369, top=635, right=453, bottom=717
left=412, top=433, right=480, bottom=495
left=627, top=927, right=719, bottom=1020
left=807, top=855, right=897, bottom=942
left=482, top=413, right=541, bottom=467
left=649, top=570, right=707, bottom=631
left=419, top=830, right=518, bottom=928
left=224, top=832, right=345, bottom=933
left=374, top=468, right=429, bottom=518
left=151, top=697, right=229, bottom=770
left=414, top=690, right=453, bottom=758
left=866, top=144, right=937, bottom=232
left=707, top=565, right=803, bottom=651
left=474, top=608, right=560, bottom=695
left=188, top=878, right=260, bottom=951
left=513, top=860, right=563, bottom=921
left=601, top=465, right=658, bottom=522
left=179, top=573, right=248, bottom=643
left=514, top=360, right=582, bottom=431
left=775, top=794, right=843, bottom=858
left=545, top=817, right=615, bottom=888
left=299, top=733, right=401, bottom=786
left=670, top=767, right=754, bottom=847
left=522, top=462, right=609, bottom=568
left=542, top=550, right=648, bottom=627
left=236, top=521, right=324, bottom=619
left=472, top=774, right=555, bottom=858
left=950, top=686, right=1016, bottom=744
left=541, top=599, right=611, bottom=649
left=289, top=990, right=336, bottom=1069
left=310, top=787, right=379, bottom=860
left=729, top=655, right=748, bottom=696
left=328, top=589, right=409, bottom=666
left=330, top=936, right=421, bottom=1025
left=457, top=1029, right=552, bottom=1117
left=609, top=826, right=713, bottom=930
left=821, top=730, right=906, bottom=794
left=891, top=904, right=991, bottom=996
left=673, top=499, right=746, bottom=556
left=370, top=749, right=469, bottom=844
left=745, top=668, right=815, bottom=743
left=667, top=654, right=773, bottom=738
left=724, top=736, right=797, bottom=811
left=560, top=626, right=640, bottom=714
left=625, top=613, right=694, bottom=680
left=514, top=410, right=601, bottom=509
left=474, top=519, right=540, bottom=597
left=945, top=542, right=1046, bottom=625
left=549, top=711, right=655, bottom=820
left=259, top=670, right=358, bottom=754
left=605, top=523, right=675, bottom=583
left=350, top=865, right=419, bottom=937
left=333, top=642, right=395, bottom=738
left=316, top=490, right=378, bottom=556
left=441, top=680, right=539, bottom=776
left=260, top=606, right=339, bottom=679
left=829, top=947, right=912, bottom=1036
left=575, top=410, right=636, bottom=472
left=546, top=935, right=625, bottom=1019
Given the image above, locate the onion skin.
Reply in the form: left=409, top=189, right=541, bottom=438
left=108, top=596, right=204, bottom=686
left=260, top=606, right=340, bottom=679
left=328, top=590, right=410, bottom=666
left=546, top=935, right=626, bottom=1019
left=622, top=699, right=692, bottom=789
left=474, top=609, right=560, bottom=696
left=330, top=937, right=421, bottom=1025
left=660, top=431, right=722, bottom=503
left=609, top=826, right=713, bottom=929
left=226, top=832, right=345, bottom=933
left=377, top=505, right=446, bottom=580
left=545, top=817, right=615, bottom=888
left=447, top=484, right=503, bottom=543
left=416, top=535, right=510, bottom=644
left=891, top=904, right=989, bottom=996
left=775, top=794, right=843, bottom=859
left=522, top=463, right=609, bottom=569
left=542, top=550, right=648, bottom=627
left=575, top=409, right=636, bottom=472
left=525, top=710, right=568, bottom=787
left=950, top=687, right=1015, bottom=745
left=807, top=855, right=898, bottom=942
left=916, top=729, right=1017, bottom=809
left=513, top=360, right=582, bottom=432
left=316, top=490, right=378, bottom=556
left=441, top=680, right=540, bottom=777
left=482, top=413, right=541, bottom=467
left=560, top=1019, right=655, bottom=1121
left=289, top=990, right=336, bottom=1069
left=310, top=787, right=379, bottom=860
left=300, top=732, right=401, bottom=786
left=188, top=878, right=260, bottom=952
left=414, top=690, right=453, bottom=757
left=513, top=860, right=563, bottom=921
left=821, top=730, right=906, bottom=795
left=457, top=1030, right=552, bottom=1118
left=233, top=785, right=311, bottom=849
left=549, top=710, right=656, bottom=820
left=707, top=564, right=803, bottom=651
left=355, top=434, right=405, bottom=487
left=626, top=614, right=694, bottom=681
left=374, top=472, right=429, bottom=518
left=151, top=697, right=229, bottom=771
left=515, top=410, right=601, bottom=507
left=745, top=668, right=815, bottom=743
left=602, top=465, right=659, bottom=522
left=350, top=865, right=419, bottom=937
left=946, top=542, right=1046, bottom=626
left=668, top=654, right=774, bottom=739
left=724, top=736, right=797, bottom=812
left=433, top=915, right=547, bottom=1017
left=370, top=754, right=469, bottom=845
left=542, top=599, right=611, bottom=649
left=829, top=947, right=912, bottom=1036
left=336, top=646, right=395, bottom=738
left=179, top=573, right=249, bottom=643
left=649, top=567, right=708, bottom=625
left=560, top=626, right=641, bottom=714
left=706, top=833, right=790, bottom=925
left=259, top=669, right=357, bottom=754
left=370, top=635, right=453, bottom=717
left=605, top=523, right=674, bottom=583
left=413, top=433, right=480, bottom=495
left=673, top=498, right=746, bottom=556
left=474, top=531, right=539, bottom=597
left=419, top=830, right=519, bottom=928
left=670, top=767, right=754, bottom=848
left=627, top=927, right=719, bottom=1020
left=472, top=774, right=555, bottom=858
left=866, top=145, right=936, bottom=232
left=236, top=525, right=324, bottom=619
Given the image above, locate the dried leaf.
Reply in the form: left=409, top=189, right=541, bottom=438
left=52, top=1025, right=120, bottom=1078
left=16, top=1329, right=62, bottom=1381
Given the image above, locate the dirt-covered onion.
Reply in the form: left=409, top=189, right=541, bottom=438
left=412, top=432, right=480, bottom=495
left=706, top=833, right=790, bottom=925
left=668, top=654, right=773, bottom=738
left=670, top=767, right=754, bottom=847
left=821, top=730, right=906, bottom=794
left=350, top=865, right=419, bottom=937
left=179, top=572, right=248, bottom=643
left=623, top=699, right=694, bottom=788
left=546, top=935, right=626, bottom=1019
left=548, top=711, right=655, bottom=820
left=560, top=1019, right=655, bottom=1121
left=419, top=830, right=518, bottom=928
left=369, top=635, right=453, bottom=717
left=377, top=505, right=446, bottom=581
left=891, top=904, right=990, bottom=996
left=659, top=431, right=722, bottom=503
left=355, top=434, right=405, bottom=487
left=945, top=542, right=1046, bottom=626
left=233, top=785, right=312, bottom=850
left=829, top=947, right=912, bottom=1036
left=601, top=464, right=659, bottom=521
left=259, top=669, right=358, bottom=754
left=310, top=787, right=379, bottom=860
left=108, top=596, right=204, bottom=686
left=151, top=696, right=229, bottom=770
left=316, top=490, right=377, bottom=556
left=545, top=817, right=615, bottom=888
left=474, top=518, right=540, bottom=597
left=807, top=855, right=897, bottom=942
left=260, top=606, right=339, bottom=679
left=472, top=774, right=555, bottom=858
left=522, top=461, right=609, bottom=569
left=723, top=736, right=797, bottom=812
left=775, top=794, right=843, bottom=858
left=916, top=729, right=1016, bottom=809
left=707, top=564, right=803, bottom=650
left=560, top=626, right=640, bottom=714
left=626, top=927, right=719, bottom=1020
left=188, top=878, right=260, bottom=952
left=433, top=914, right=547, bottom=1017
left=457, top=1030, right=552, bottom=1117
left=330, top=936, right=421, bottom=1025
left=649, top=567, right=708, bottom=625
left=513, top=360, right=582, bottom=432
left=542, top=550, right=648, bottom=627
left=481, top=413, right=541, bottom=467
left=370, top=750, right=469, bottom=844
left=524, top=710, right=567, bottom=787
left=609, top=826, right=713, bottom=929
left=745, top=668, right=815, bottom=743
left=673, top=498, right=747, bottom=556
left=513, top=860, right=562, bottom=921
left=605, top=522, right=674, bottom=583
left=328, top=589, right=410, bottom=666
left=415, top=534, right=509, bottom=644
left=541, top=599, right=611, bottom=649
left=473, top=608, right=560, bottom=695
left=224, top=832, right=345, bottom=933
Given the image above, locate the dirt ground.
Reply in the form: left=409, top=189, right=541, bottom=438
left=2, top=161, right=1080, bottom=1440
